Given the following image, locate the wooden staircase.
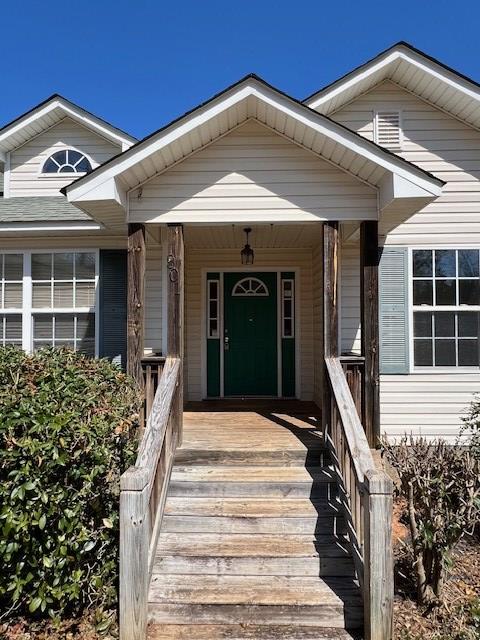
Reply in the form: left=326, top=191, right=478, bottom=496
left=147, top=406, right=363, bottom=639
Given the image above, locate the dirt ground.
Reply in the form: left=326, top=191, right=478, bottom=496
left=0, top=612, right=117, bottom=640
left=392, top=501, right=480, bottom=640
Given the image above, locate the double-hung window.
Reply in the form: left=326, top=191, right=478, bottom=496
left=0, top=254, right=23, bottom=347
left=412, top=249, right=480, bottom=368
left=0, top=251, right=97, bottom=355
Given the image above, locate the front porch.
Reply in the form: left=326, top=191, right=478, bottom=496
left=135, top=220, right=378, bottom=445
left=118, top=220, right=394, bottom=640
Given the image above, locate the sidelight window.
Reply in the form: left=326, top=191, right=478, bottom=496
left=281, top=279, right=295, bottom=338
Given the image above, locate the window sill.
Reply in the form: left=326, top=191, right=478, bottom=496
left=38, top=173, right=87, bottom=179
left=412, top=367, right=480, bottom=374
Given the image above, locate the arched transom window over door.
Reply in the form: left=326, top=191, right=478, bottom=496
left=232, top=277, right=269, bottom=297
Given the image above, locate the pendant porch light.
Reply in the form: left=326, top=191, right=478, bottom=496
left=240, top=227, right=254, bottom=265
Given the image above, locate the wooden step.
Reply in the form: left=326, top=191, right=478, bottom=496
left=149, top=575, right=361, bottom=606
left=171, top=466, right=335, bottom=482
left=168, top=482, right=336, bottom=499
left=175, top=448, right=329, bottom=466
left=169, top=465, right=337, bottom=499
left=155, top=533, right=351, bottom=558
left=163, top=514, right=346, bottom=535
left=148, top=575, right=362, bottom=628
left=148, top=624, right=360, bottom=639
left=164, top=497, right=342, bottom=518
left=153, top=554, right=356, bottom=578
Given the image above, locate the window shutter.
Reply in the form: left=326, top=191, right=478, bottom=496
left=375, top=111, right=401, bottom=149
left=99, top=250, right=127, bottom=368
left=379, top=247, right=409, bottom=374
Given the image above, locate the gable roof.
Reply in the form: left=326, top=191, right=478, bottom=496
left=0, top=94, right=137, bottom=160
left=304, top=42, right=480, bottom=130
left=63, top=73, right=443, bottom=228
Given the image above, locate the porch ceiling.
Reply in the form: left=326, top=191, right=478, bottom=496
left=63, top=75, right=443, bottom=229
left=184, top=224, right=323, bottom=249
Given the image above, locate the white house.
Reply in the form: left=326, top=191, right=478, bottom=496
left=2, top=42, right=480, bottom=639
left=1, top=43, right=478, bottom=442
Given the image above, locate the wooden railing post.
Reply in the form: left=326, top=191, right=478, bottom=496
left=323, top=222, right=339, bottom=441
left=119, top=467, right=150, bottom=640
left=127, top=223, right=146, bottom=388
left=166, top=224, right=184, bottom=445
left=360, top=221, right=380, bottom=447
left=363, top=469, right=394, bottom=640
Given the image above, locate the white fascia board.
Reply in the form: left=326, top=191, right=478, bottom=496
left=0, top=99, right=135, bottom=153
left=378, top=172, right=440, bottom=211
left=306, top=51, right=399, bottom=110
left=129, top=210, right=379, bottom=225
left=58, top=101, right=135, bottom=148
left=66, top=80, right=442, bottom=207
left=0, top=222, right=103, bottom=232
left=66, top=85, right=255, bottom=202
left=306, top=47, right=480, bottom=115
left=70, top=175, right=127, bottom=210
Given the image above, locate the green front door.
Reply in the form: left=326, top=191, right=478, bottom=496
left=223, top=272, right=277, bottom=396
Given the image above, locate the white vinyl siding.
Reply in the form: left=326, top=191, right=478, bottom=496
left=340, top=241, right=361, bottom=354
left=185, top=247, right=313, bottom=402
left=312, top=242, right=323, bottom=405
left=145, top=242, right=163, bottom=354
left=9, top=118, right=121, bottom=197
left=331, top=80, right=480, bottom=244
left=380, top=373, right=475, bottom=443
left=332, top=80, right=480, bottom=438
left=129, top=121, right=377, bottom=224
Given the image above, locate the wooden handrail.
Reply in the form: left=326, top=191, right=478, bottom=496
left=324, top=356, right=393, bottom=640
left=119, top=356, right=182, bottom=640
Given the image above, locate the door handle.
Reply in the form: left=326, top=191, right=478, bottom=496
left=224, top=336, right=230, bottom=351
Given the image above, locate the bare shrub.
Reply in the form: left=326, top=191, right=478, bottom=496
left=382, top=437, right=480, bottom=607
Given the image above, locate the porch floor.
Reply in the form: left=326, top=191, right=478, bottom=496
left=182, top=400, right=323, bottom=456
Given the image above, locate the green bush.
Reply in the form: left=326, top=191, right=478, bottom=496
left=0, top=347, right=142, bottom=619
left=462, top=393, right=480, bottom=459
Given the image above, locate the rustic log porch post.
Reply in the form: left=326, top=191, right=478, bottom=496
left=322, top=221, right=339, bottom=437
left=360, top=221, right=380, bottom=447
left=166, top=223, right=184, bottom=445
left=127, top=223, right=146, bottom=387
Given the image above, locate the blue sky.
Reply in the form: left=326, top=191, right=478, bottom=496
left=2, top=0, right=480, bottom=140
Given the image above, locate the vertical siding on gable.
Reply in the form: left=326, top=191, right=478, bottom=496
left=10, top=117, right=121, bottom=197
left=185, top=248, right=314, bottom=402
left=331, top=80, right=480, bottom=438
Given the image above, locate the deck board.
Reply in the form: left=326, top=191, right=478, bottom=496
left=182, top=401, right=322, bottom=453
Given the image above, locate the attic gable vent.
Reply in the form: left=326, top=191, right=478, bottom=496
left=374, top=111, right=402, bottom=149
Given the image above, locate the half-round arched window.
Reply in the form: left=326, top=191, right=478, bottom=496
left=42, top=149, right=92, bottom=174
left=232, top=277, right=269, bottom=297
